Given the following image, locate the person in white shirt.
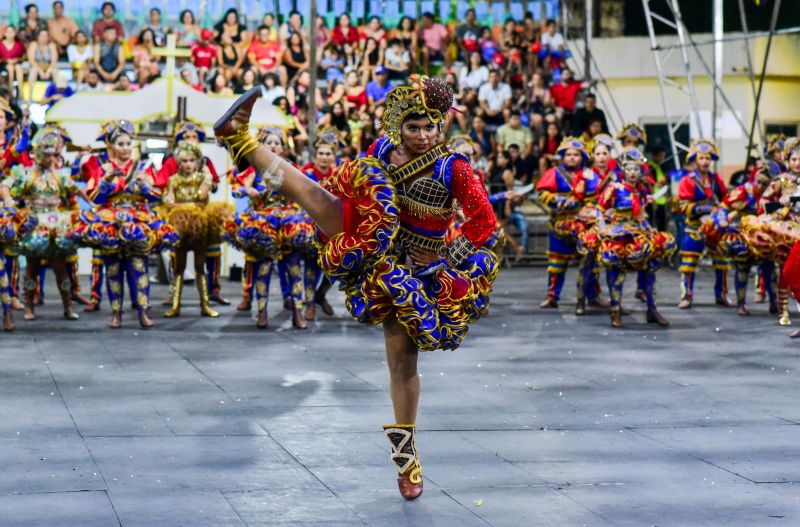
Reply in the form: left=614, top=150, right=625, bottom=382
left=478, top=69, right=511, bottom=130
left=383, top=38, right=411, bottom=82
left=540, top=19, right=566, bottom=69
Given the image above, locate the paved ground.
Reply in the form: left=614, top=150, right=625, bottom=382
left=1, top=265, right=799, bottom=526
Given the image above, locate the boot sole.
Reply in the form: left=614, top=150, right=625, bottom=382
left=212, top=87, right=262, bottom=135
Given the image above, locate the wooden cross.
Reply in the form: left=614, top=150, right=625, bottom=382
left=151, top=34, right=192, bottom=114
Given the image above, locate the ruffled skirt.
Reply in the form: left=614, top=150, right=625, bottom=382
left=315, top=157, right=499, bottom=351
left=741, top=213, right=800, bottom=265
left=17, top=209, right=77, bottom=257
left=74, top=206, right=177, bottom=256
left=0, top=206, right=35, bottom=250
left=223, top=205, right=284, bottom=259
left=581, top=218, right=676, bottom=271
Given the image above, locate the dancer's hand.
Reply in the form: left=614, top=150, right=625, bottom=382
left=408, top=246, right=441, bottom=268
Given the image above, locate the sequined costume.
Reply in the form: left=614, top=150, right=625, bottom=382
left=162, top=142, right=231, bottom=318
left=74, top=127, right=176, bottom=323
left=223, top=165, right=287, bottom=324
left=677, top=140, right=730, bottom=307
left=0, top=205, right=32, bottom=327
left=155, top=120, right=227, bottom=305
left=583, top=148, right=676, bottom=326
left=535, top=138, right=588, bottom=306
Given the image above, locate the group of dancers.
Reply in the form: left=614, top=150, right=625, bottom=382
left=0, top=102, right=339, bottom=332
left=535, top=124, right=800, bottom=332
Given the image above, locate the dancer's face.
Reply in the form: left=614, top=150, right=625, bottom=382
left=182, top=130, right=199, bottom=144
left=264, top=134, right=283, bottom=155
left=401, top=116, right=438, bottom=156
left=111, top=134, right=133, bottom=162
left=788, top=151, right=800, bottom=174
left=592, top=145, right=609, bottom=170
left=315, top=145, right=335, bottom=169
left=695, top=152, right=711, bottom=172
left=562, top=148, right=582, bottom=169
left=178, top=154, right=198, bottom=174
left=623, top=163, right=640, bottom=185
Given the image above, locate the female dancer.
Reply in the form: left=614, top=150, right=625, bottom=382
left=224, top=127, right=293, bottom=328
left=585, top=147, right=675, bottom=327
left=300, top=127, right=340, bottom=321
left=75, top=121, right=175, bottom=328
left=3, top=130, right=86, bottom=322
left=213, top=79, right=498, bottom=500
left=162, top=142, right=229, bottom=318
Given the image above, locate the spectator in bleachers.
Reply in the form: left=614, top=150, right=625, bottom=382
left=469, top=114, right=495, bottom=158
left=455, top=9, right=482, bottom=63
left=578, top=117, right=604, bottom=146
left=213, top=8, right=248, bottom=46
left=210, top=71, right=234, bottom=95
left=179, top=67, right=202, bottom=92
left=77, top=68, right=104, bottom=91
left=141, top=8, right=167, bottom=47
left=497, top=110, right=534, bottom=164
left=573, top=92, right=608, bottom=137
left=344, top=69, right=368, bottom=112
left=527, top=70, right=552, bottom=134
left=47, top=1, right=79, bottom=57
left=366, top=66, right=391, bottom=110
left=260, top=14, right=280, bottom=43
left=418, top=12, right=449, bottom=75
left=282, top=32, right=308, bottom=86
left=176, top=9, right=200, bottom=48
left=113, top=72, right=133, bottom=91
left=247, top=25, right=286, bottom=88
left=538, top=119, right=562, bottom=174
left=93, top=26, right=125, bottom=85
left=217, top=33, right=245, bottom=86
left=383, top=38, right=410, bottom=82
left=313, top=16, right=330, bottom=62
left=500, top=19, right=523, bottom=53
left=459, top=52, right=489, bottom=109
left=92, top=2, right=125, bottom=43
left=41, top=72, right=74, bottom=108
left=393, top=16, right=418, bottom=72
left=540, top=18, right=565, bottom=70
left=259, top=73, right=285, bottom=104
left=478, top=68, right=511, bottom=130
left=331, top=13, right=360, bottom=52
left=362, top=17, right=387, bottom=54
left=273, top=95, right=308, bottom=148
left=237, top=68, right=258, bottom=94
left=361, top=37, right=382, bottom=70
left=26, top=30, right=58, bottom=102
left=280, top=11, right=305, bottom=47
left=192, top=29, right=218, bottom=87
left=132, top=29, right=161, bottom=87
left=549, top=67, right=589, bottom=130
left=67, top=30, right=93, bottom=84
left=18, top=4, right=47, bottom=44
left=0, top=26, right=26, bottom=97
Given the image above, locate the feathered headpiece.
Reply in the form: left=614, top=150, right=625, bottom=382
left=174, top=119, right=206, bottom=143
left=616, top=123, right=647, bottom=147
left=556, top=136, right=590, bottom=163
left=687, top=139, right=719, bottom=161
left=381, top=76, right=454, bottom=146
left=314, top=126, right=345, bottom=150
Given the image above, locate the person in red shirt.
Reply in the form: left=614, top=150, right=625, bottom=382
left=549, top=68, right=591, bottom=130
left=330, top=13, right=360, bottom=50
left=191, top=29, right=217, bottom=87
left=247, top=25, right=287, bottom=87
left=91, top=2, right=125, bottom=43
left=0, top=26, right=26, bottom=96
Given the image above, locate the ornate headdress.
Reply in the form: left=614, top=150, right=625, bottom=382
left=41, top=123, right=72, bottom=147
left=314, top=126, right=345, bottom=150
left=616, top=123, right=647, bottom=147
left=257, top=126, right=287, bottom=144
left=619, top=146, right=646, bottom=167
left=556, top=136, right=590, bottom=163
left=97, top=120, right=136, bottom=144
left=784, top=137, right=800, bottom=157
left=687, top=139, right=719, bottom=161
left=589, top=133, right=615, bottom=154
left=381, top=76, right=454, bottom=146
left=174, top=119, right=206, bottom=143
left=31, top=129, right=61, bottom=161
left=449, top=134, right=476, bottom=156
left=174, top=140, right=203, bottom=161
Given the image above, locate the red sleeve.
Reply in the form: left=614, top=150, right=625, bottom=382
left=366, top=140, right=380, bottom=157
left=155, top=156, right=177, bottom=189
left=677, top=175, right=695, bottom=201
left=723, top=186, right=746, bottom=209
left=204, top=157, right=219, bottom=184
left=535, top=167, right=558, bottom=192
left=450, top=158, right=496, bottom=248
left=715, top=172, right=727, bottom=199
left=81, top=155, right=105, bottom=190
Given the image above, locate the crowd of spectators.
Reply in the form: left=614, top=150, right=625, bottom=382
left=1, top=1, right=613, bottom=253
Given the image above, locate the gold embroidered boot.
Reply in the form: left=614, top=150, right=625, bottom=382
left=213, top=87, right=262, bottom=171
left=383, top=424, right=423, bottom=500
left=198, top=275, right=219, bottom=318
left=164, top=275, right=183, bottom=318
